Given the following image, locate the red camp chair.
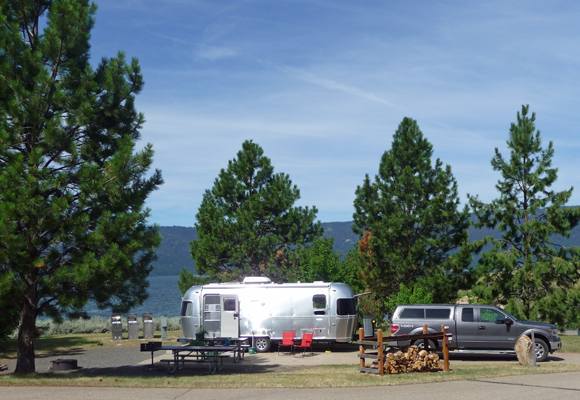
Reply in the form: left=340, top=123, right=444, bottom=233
left=292, top=332, right=313, bottom=357
left=278, top=331, right=295, bottom=355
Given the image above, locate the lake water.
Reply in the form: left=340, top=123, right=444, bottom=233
left=84, top=275, right=183, bottom=318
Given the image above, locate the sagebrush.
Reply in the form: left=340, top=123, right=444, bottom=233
left=9, top=316, right=181, bottom=338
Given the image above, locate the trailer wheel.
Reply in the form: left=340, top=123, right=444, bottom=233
left=255, top=337, right=271, bottom=353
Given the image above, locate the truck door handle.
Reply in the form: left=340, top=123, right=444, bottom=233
left=479, top=326, right=486, bottom=330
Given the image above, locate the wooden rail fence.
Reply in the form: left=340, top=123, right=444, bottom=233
left=358, top=325, right=451, bottom=376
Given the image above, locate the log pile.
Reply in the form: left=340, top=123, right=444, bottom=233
left=380, top=346, right=442, bottom=374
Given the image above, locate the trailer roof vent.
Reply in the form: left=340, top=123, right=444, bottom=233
left=242, top=277, right=272, bottom=284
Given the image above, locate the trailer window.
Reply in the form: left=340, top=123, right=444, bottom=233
left=337, top=298, right=356, bottom=315
left=313, top=295, right=326, bottom=315
left=223, top=298, right=236, bottom=312
left=181, top=301, right=193, bottom=317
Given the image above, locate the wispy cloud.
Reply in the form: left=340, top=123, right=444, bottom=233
left=89, top=0, right=580, bottom=226
left=281, top=66, right=399, bottom=108
left=196, top=45, right=238, bottom=60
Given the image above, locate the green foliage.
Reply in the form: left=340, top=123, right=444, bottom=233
left=386, top=283, right=434, bottom=315
left=279, top=238, right=366, bottom=292
left=0, top=0, right=162, bottom=372
left=177, top=268, right=210, bottom=295
left=190, top=140, right=323, bottom=282
left=283, top=237, right=341, bottom=282
left=357, top=293, right=386, bottom=330
left=352, top=117, right=473, bottom=312
left=469, top=105, right=580, bottom=328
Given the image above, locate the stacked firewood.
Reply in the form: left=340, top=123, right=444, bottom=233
left=375, top=345, right=442, bottom=374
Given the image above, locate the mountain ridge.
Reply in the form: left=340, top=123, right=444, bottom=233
left=150, top=217, right=580, bottom=277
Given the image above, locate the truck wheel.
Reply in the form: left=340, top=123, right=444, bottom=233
left=412, top=339, right=437, bottom=351
left=533, top=338, right=549, bottom=362
left=255, top=337, right=271, bottom=353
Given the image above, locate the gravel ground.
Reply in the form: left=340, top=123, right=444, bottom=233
left=0, top=341, right=361, bottom=376
left=2, top=341, right=580, bottom=377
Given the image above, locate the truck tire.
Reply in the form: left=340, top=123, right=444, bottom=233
left=533, top=338, right=549, bottom=362
left=412, top=339, right=437, bottom=351
left=255, top=337, right=271, bottom=353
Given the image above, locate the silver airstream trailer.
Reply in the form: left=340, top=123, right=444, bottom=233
left=179, top=277, right=359, bottom=352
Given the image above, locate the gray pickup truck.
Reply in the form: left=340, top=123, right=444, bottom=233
left=390, top=304, right=562, bottom=362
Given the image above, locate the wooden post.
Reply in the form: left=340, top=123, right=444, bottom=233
left=359, top=328, right=365, bottom=369
left=423, top=324, right=429, bottom=350
left=531, top=330, right=537, bottom=367
left=377, top=329, right=384, bottom=376
left=441, top=324, right=450, bottom=372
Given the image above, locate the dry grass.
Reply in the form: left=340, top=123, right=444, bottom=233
left=2, top=332, right=580, bottom=388
left=2, top=362, right=580, bottom=388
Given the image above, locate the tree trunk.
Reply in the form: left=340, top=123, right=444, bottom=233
left=14, top=301, right=37, bottom=374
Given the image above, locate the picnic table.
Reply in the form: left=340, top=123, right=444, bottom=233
left=141, top=341, right=245, bottom=374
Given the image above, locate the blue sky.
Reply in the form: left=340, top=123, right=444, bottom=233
left=88, top=0, right=580, bottom=227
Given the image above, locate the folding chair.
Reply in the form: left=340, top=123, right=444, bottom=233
left=292, top=332, right=313, bottom=357
left=278, top=330, right=295, bottom=355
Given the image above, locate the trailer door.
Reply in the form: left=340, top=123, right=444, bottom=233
left=220, top=295, right=240, bottom=338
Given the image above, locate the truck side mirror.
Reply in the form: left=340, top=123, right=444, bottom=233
left=505, top=318, right=512, bottom=325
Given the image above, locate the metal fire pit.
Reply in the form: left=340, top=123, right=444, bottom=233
left=51, top=359, right=78, bottom=371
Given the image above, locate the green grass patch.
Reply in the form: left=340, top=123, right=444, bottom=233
left=2, top=363, right=580, bottom=388
left=0, top=330, right=183, bottom=359
left=561, top=335, right=580, bottom=353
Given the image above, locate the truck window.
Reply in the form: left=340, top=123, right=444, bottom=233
left=425, top=308, right=451, bottom=319
left=462, top=308, right=474, bottom=322
left=337, top=298, right=355, bottom=315
left=181, top=301, right=193, bottom=317
left=480, top=308, right=504, bottom=323
left=313, top=294, right=326, bottom=315
left=400, top=308, right=424, bottom=319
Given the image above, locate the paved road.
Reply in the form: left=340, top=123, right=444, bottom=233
left=3, top=344, right=580, bottom=399
left=2, top=372, right=580, bottom=400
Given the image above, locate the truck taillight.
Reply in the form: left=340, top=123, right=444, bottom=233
left=391, top=324, right=399, bottom=335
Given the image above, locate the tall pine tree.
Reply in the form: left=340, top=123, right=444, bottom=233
left=0, top=1, right=162, bottom=373
left=190, top=140, right=322, bottom=281
left=469, top=105, right=580, bottom=327
left=352, top=117, right=472, bottom=308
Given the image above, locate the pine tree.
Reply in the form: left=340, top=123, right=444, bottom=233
left=469, top=105, right=580, bottom=327
left=352, top=117, right=472, bottom=308
left=177, top=268, right=209, bottom=295
left=0, top=1, right=162, bottom=373
left=190, top=140, right=322, bottom=281
left=281, top=237, right=364, bottom=290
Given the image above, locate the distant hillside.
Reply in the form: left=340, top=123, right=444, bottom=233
left=150, top=222, right=358, bottom=276
left=150, top=213, right=580, bottom=276
left=150, top=226, right=197, bottom=277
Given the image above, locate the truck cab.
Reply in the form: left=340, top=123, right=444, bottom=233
left=391, top=304, right=561, bottom=362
